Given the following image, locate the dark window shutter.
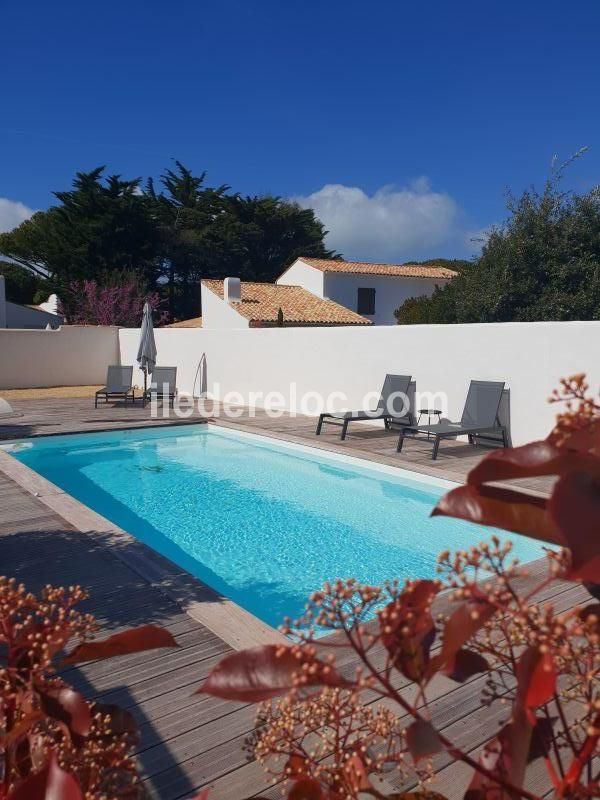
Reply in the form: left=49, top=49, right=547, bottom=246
left=357, top=287, right=376, bottom=315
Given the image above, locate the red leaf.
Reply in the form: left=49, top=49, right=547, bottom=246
left=62, top=624, right=178, bottom=664
left=467, top=440, right=600, bottom=485
left=288, top=778, right=325, bottom=800
left=198, top=645, right=352, bottom=702
left=189, top=791, right=210, bottom=800
left=4, top=711, right=44, bottom=747
left=432, top=484, right=562, bottom=546
left=39, top=686, right=91, bottom=740
left=405, top=719, right=442, bottom=761
left=562, top=720, right=600, bottom=788
left=444, top=648, right=489, bottom=683
left=516, top=647, right=556, bottom=722
left=548, top=471, right=600, bottom=581
left=463, top=726, right=512, bottom=800
left=380, top=580, right=439, bottom=682
left=8, top=754, right=82, bottom=800
left=507, top=648, right=555, bottom=786
left=464, top=719, right=554, bottom=800
left=427, top=600, right=496, bottom=680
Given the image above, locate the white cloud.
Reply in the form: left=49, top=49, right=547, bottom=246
left=0, top=198, right=34, bottom=234
left=293, top=179, right=477, bottom=261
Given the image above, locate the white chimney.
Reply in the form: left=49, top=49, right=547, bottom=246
left=224, top=277, right=241, bottom=304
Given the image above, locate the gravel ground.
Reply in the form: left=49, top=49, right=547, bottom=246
left=0, top=386, right=102, bottom=400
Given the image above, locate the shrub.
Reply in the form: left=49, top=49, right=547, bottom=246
left=0, top=580, right=178, bottom=799
left=65, top=273, right=168, bottom=327
left=201, top=375, right=600, bottom=800
left=395, top=156, right=600, bottom=325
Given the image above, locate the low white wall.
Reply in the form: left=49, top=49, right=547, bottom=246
left=0, top=326, right=120, bottom=389
left=118, top=321, right=600, bottom=445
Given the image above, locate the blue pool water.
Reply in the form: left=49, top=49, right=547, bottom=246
left=7, top=425, right=544, bottom=628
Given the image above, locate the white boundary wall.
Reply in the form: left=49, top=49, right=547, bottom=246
left=118, top=321, right=600, bottom=445
left=0, top=326, right=119, bottom=389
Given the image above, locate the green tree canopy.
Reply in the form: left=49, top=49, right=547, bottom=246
left=224, top=194, right=337, bottom=282
left=0, top=168, right=160, bottom=290
left=146, top=161, right=232, bottom=318
left=395, top=173, right=600, bottom=324
left=0, top=163, right=336, bottom=321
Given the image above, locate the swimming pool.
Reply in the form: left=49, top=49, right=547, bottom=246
left=6, top=424, right=543, bottom=629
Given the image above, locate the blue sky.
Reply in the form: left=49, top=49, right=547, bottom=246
left=2, top=0, right=599, bottom=261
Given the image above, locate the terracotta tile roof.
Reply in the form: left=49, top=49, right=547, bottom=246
left=298, top=257, right=458, bottom=279
left=202, top=280, right=371, bottom=326
left=163, top=316, right=202, bottom=328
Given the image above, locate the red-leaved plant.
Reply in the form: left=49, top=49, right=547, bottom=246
left=200, top=375, right=600, bottom=800
left=0, top=579, right=178, bottom=799
left=66, top=278, right=168, bottom=327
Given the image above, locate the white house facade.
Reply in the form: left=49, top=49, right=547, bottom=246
left=276, top=257, right=457, bottom=325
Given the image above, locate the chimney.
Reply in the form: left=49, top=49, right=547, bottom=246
left=224, top=277, right=241, bottom=304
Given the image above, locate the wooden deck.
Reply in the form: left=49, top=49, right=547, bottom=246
left=0, top=396, right=585, bottom=799
left=0, top=395, right=211, bottom=440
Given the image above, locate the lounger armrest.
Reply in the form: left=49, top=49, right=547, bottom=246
left=149, top=384, right=174, bottom=391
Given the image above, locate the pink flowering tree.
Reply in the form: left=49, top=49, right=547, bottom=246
left=66, top=278, right=168, bottom=327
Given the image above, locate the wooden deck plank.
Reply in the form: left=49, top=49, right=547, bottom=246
left=135, top=694, right=248, bottom=752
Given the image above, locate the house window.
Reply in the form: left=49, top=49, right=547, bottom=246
left=357, top=287, right=376, bottom=315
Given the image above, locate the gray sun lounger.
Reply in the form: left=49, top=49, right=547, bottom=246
left=95, top=365, right=135, bottom=407
left=396, top=379, right=507, bottom=460
left=146, top=366, right=178, bottom=408
left=316, top=374, right=413, bottom=440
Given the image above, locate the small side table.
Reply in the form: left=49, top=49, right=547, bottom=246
left=417, top=408, right=442, bottom=438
